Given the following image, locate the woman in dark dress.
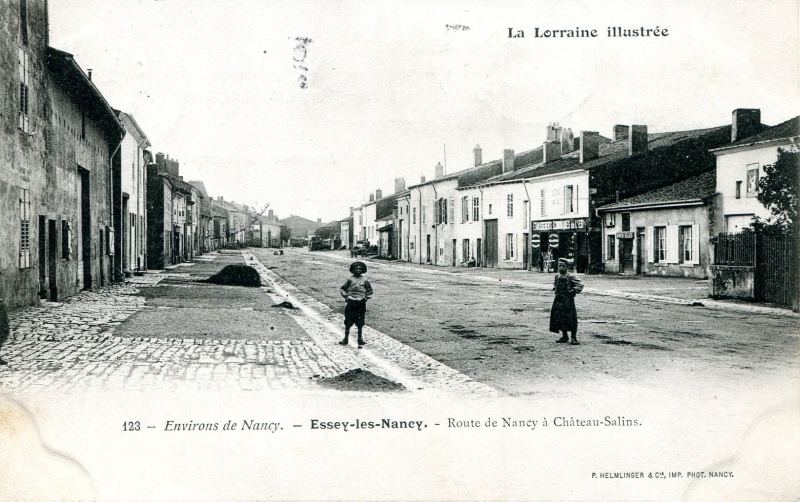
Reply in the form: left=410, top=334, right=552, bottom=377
left=549, top=259, right=583, bottom=345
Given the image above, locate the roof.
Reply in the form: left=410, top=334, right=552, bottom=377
left=162, top=174, right=197, bottom=196
left=712, top=116, right=799, bottom=152
left=46, top=47, right=125, bottom=139
left=114, top=110, right=151, bottom=149
left=375, top=195, right=398, bottom=219
left=187, top=180, right=209, bottom=198
left=597, top=171, right=716, bottom=211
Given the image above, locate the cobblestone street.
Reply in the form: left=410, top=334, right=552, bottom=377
left=0, top=250, right=495, bottom=395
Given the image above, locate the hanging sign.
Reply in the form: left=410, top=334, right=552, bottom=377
left=548, top=234, right=560, bottom=247
left=531, top=234, right=541, bottom=246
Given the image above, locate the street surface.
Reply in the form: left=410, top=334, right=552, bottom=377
left=0, top=247, right=796, bottom=397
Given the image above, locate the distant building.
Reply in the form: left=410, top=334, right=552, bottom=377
left=279, top=215, right=321, bottom=242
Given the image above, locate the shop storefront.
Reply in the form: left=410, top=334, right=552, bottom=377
left=530, top=218, right=589, bottom=273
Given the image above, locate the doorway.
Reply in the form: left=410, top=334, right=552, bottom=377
left=426, top=234, right=431, bottom=263
left=523, top=232, right=529, bottom=270
left=484, top=219, right=498, bottom=268
left=620, top=238, right=634, bottom=273
left=38, top=216, right=46, bottom=298
left=476, top=238, right=482, bottom=267
left=636, top=227, right=646, bottom=275
left=47, top=219, right=58, bottom=300
left=79, top=167, right=92, bottom=289
left=452, top=239, right=457, bottom=266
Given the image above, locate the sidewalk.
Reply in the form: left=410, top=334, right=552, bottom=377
left=319, top=249, right=798, bottom=317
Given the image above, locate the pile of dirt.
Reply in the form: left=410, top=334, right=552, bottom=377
left=205, top=264, right=262, bottom=287
left=315, top=368, right=405, bottom=392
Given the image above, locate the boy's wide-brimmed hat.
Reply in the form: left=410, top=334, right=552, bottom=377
left=350, top=261, right=367, bottom=273
left=558, top=258, right=569, bottom=265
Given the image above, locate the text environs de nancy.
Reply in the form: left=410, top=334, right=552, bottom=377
left=508, top=26, right=669, bottom=39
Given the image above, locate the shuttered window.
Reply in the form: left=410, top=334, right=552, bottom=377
left=18, top=187, right=31, bottom=268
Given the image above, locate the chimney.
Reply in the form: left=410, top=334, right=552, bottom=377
left=579, top=131, right=600, bottom=163
left=394, top=177, right=406, bottom=193
left=473, top=144, right=482, bottom=166
left=731, top=108, right=761, bottom=143
left=628, top=125, right=648, bottom=156
left=268, top=209, right=274, bottom=219
left=502, top=149, right=515, bottom=173
left=573, top=137, right=580, bottom=151
left=561, top=128, right=575, bottom=153
left=543, top=141, right=562, bottom=164
left=218, top=196, right=224, bottom=201
left=317, top=218, right=322, bottom=224
left=369, top=193, right=375, bottom=202
left=349, top=207, right=353, bottom=216
left=435, top=162, right=444, bottom=179
left=87, top=69, right=93, bottom=81
left=375, top=189, right=383, bottom=200
left=420, top=175, right=426, bottom=184
left=546, top=122, right=562, bottom=142
left=613, top=125, right=629, bottom=141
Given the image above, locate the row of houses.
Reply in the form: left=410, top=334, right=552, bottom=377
left=1, top=2, right=282, bottom=309
left=339, top=109, right=798, bottom=304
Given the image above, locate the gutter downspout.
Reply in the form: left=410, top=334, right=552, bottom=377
left=478, top=186, right=485, bottom=267
left=431, top=183, right=439, bottom=266
left=522, top=178, right=532, bottom=271
left=414, top=186, right=423, bottom=265
left=404, top=193, right=411, bottom=261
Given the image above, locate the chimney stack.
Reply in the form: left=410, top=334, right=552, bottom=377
left=543, top=141, right=562, bottom=164
left=369, top=193, right=375, bottom=202
left=317, top=218, right=322, bottom=224
left=561, top=128, right=575, bottom=153
left=731, top=108, right=761, bottom=143
left=628, top=125, right=648, bottom=156
left=394, top=177, right=406, bottom=193
left=613, top=125, right=629, bottom=141
left=546, top=122, right=562, bottom=142
left=435, top=162, right=444, bottom=179
left=579, top=131, right=600, bottom=163
left=502, top=149, right=515, bottom=173
left=87, top=69, right=93, bottom=81
left=473, top=144, right=482, bottom=166
left=349, top=207, right=353, bottom=216
left=375, top=188, right=383, bottom=200
left=268, top=209, right=274, bottom=220
left=420, top=175, right=426, bottom=184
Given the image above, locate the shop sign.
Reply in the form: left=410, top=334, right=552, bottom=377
left=548, top=234, right=560, bottom=247
left=531, top=234, right=541, bottom=246
left=531, top=218, right=586, bottom=231
left=616, top=231, right=635, bottom=239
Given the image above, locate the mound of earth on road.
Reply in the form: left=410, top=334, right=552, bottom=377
left=315, top=368, right=405, bottom=392
left=205, top=264, right=262, bottom=287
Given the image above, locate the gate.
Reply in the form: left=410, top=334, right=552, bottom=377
left=755, top=233, right=795, bottom=305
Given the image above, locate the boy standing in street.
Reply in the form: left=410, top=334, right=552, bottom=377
left=340, top=261, right=373, bottom=348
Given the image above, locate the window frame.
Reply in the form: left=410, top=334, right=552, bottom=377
left=653, top=226, right=666, bottom=263
left=678, top=225, right=693, bottom=264
left=745, top=164, right=759, bottom=197
left=18, top=187, right=31, bottom=268
left=607, top=234, right=616, bottom=260
left=506, top=193, right=514, bottom=218
left=472, top=197, right=480, bottom=221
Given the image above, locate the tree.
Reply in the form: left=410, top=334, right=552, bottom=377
left=754, top=148, right=798, bottom=232
left=279, top=224, right=292, bottom=243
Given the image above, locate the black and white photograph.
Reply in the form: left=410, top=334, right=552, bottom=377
left=0, top=0, right=798, bottom=500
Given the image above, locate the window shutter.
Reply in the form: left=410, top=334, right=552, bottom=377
left=449, top=198, right=454, bottom=225
left=574, top=185, right=579, bottom=214
left=691, top=224, right=700, bottom=264
left=646, top=226, right=654, bottom=262
left=666, top=225, right=679, bottom=263
left=561, top=187, right=566, bottom=215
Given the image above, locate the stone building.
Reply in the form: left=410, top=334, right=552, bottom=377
left=0, top=0, right=50, bottom=307
left=113, top=110, right=150, bottom=277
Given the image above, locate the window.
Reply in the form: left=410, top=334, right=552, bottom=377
left=607, top=235, right=616, bottom=260
left=422, top=205, right=426, bottom=225
left=653, top=226, right=666, bottom=263
left=18, top=47, right=30, bottom=132
left=735, top=181, right=742, bottom=199
left=505, top=233, right=515, bottom=260
left=488, top=203, right=493, bottom=215
left=523, top=201, right=528, bottom=228
left=435, top=198, right=447, bottom=224
left=605, top=212, right=616, bottom=227
left=507, top=193, right=514, bottom=217
left=461, top=196, right=469, bottom=223
left=462, top=239, right=470, bottom=262
left=412, top=207, right=416, bottom=224
left=679, top=225, right=693, bottom=263
left=622, top=212, right=631, bottom=231
left=563, top=185, right=574, bottom=214
left=449, top=198, right=454, bottom=225
left=18, top=187, right=31, bottom=268
left=746, top=164, right=759, bottom=196
left=62, top=220, right=72, bottom=259
left=472, top=197, right=480, bottom=221
left=540, top=189, right=546, bottom=217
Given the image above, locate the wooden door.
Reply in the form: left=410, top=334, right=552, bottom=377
left=484, top=219, right=498, bottom=268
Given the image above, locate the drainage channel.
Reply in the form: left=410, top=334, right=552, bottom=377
left=244, top=251, right=498, bottom=397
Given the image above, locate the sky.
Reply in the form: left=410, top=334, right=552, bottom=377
left=49, top=0, right=799, bottom=222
